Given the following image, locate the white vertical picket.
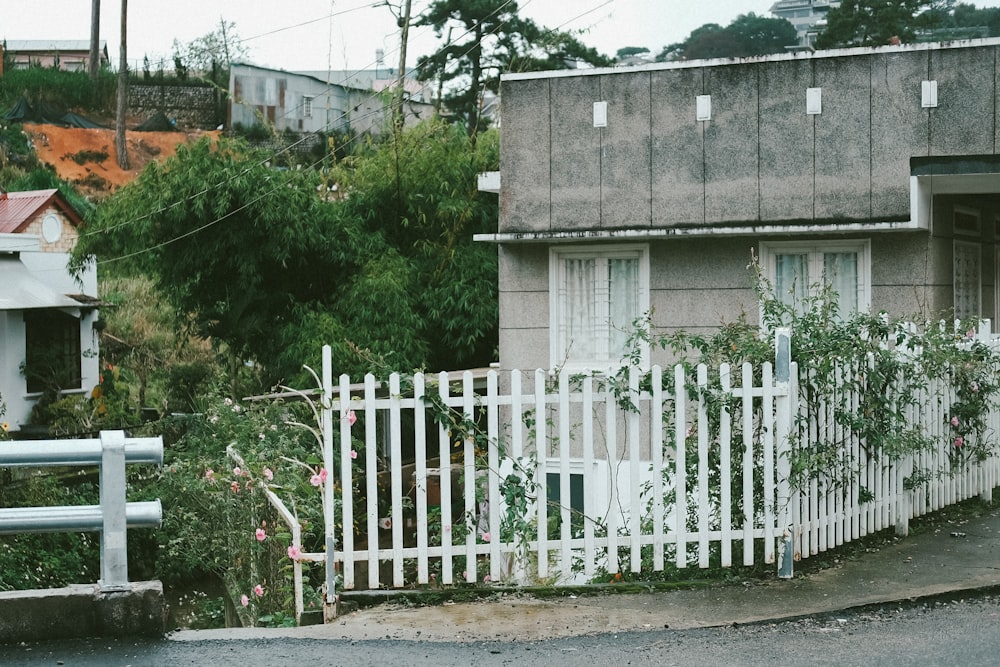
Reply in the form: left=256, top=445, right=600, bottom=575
left=762, top=362, right=775, bottom=564
left=413, top=373, right=429, bottom=584
left=338, top=373, right=355, bottom=589
left=437, top=372, right=454, bottom=585
left=696, top=364, right=710, bottom=568
left=605, top=373, right=620, bottom=574
left=675, top=364, right=687, bottom=568
left=487, top=371, right=501, bottom=583
left=389, top=374, right=405, bottom=587
left=558, top=371, right=573, bottom=576
left=719, top=363, right=732, bottom=568
left=534, top=369, right=549, bottom=580
left=363, top=374, right=380, bottom=588
left=582, top=374, right=597, bottom=578
left=463, top=372, right=477, bottom=583
left=741, top=362, right=755, bottom=566
left=629, top=367, right=642, bottom=572
left=651, top=365, right=666, bottom=571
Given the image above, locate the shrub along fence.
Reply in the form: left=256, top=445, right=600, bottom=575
left=292, top=324, right=1000, bottom=605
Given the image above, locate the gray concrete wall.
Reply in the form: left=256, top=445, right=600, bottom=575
left=0, top=581, right=165, bottom=643
left=500, top=41, right=1000, bottom=233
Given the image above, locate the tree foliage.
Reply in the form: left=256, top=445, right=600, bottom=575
left=658, top=13, right=798, bottom=61
left=72, top=121, right=498, bottom=387
left=171, top=19, right=248, bottom=75
left=416, top=0, right=612, bottom=136
left=815, top=0, right=951, bottom=48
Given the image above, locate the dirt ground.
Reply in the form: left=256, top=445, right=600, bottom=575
left=23, top=122, right=218, bottom=199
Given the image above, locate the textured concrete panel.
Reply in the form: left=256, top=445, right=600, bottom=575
left=704, top=64, right=760, bottom=224
left=498, top=244, right=548, bottom=292
left=759, top=58, right=815, bottom=222
left=651, top=287, right=758, bottom=331
left=600, top=72, right=652, bottom=229
left=870, top=232, right=936, bottom=287
left=651, top=67, right=706, bottom=227
left=550, top=75, right=603, bottom=232
left=649, top=238, right=758, bottom=290
left=871, top=51, right=928, bottom=219
left=500, top=78, right=550, bottom=233
left=498, top=327, right=549, bottom=372
left=814, top=55, right=872, bottom=221
left=930, top=46, right=997, bottom=157
left=498, top=290, right=549, bottom=333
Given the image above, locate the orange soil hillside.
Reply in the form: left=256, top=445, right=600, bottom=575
left=23, top=123, right=218, bottom=199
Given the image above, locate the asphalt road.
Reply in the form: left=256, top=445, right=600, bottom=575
left=3, top=593, right=999, bottom=666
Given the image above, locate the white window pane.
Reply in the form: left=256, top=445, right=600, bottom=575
left=608, top=258, right=639, bottom=361
left=824, top=252, right=858, bottom=317
left=562, top=258, right=596, bottom=363
left=775, top=253, right=809, bottom=314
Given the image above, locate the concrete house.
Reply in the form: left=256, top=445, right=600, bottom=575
left=479, top=38, right=1000, bottom=373
left=2, top=40, right=109, bottom=72
left=228, top=63, right=434, bottom=138
left=0, top=189, right=99, bottom=433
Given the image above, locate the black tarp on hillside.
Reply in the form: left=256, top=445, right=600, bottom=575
left=3, top=96, right=108, bottom=128
left=134, top=111, right=175, bottom=131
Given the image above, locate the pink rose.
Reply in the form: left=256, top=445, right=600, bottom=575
left=255, top=528, right=266, bottom=542
left=254, top=584, right=264, bottom=597
left=951, top=416, right=960, bottom=428
left=345, top=410, right=357, bottom=426
left=240, top=594, right=249, bottom=607
left=287, top=545, right=302, bottom=561
left=263, top=467, right=274, bottom=481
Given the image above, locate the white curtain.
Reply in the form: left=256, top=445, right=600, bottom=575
left=608, top=258, right=639, bottom=361
left=775, top=253, right=808, bottom=314
left=563, top=258, right=596, bottom=363
left=824, top=252, right=858, bottom=317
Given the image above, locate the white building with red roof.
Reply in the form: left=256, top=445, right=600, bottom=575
left=0, top=188, right=99, bottom=434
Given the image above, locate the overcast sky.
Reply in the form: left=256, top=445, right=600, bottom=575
left=5, top=1, right=1000, bottom=74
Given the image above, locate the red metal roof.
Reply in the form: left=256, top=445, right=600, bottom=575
left=0, top=189, right=82, bottom=234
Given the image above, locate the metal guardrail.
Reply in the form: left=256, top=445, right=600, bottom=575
left=0, top=430, right=163, bottom=591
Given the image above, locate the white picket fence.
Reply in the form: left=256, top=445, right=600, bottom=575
left=302, top=328, right=1000, bottom=599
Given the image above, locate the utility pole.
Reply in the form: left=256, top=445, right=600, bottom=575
left=393, top=0, right=412, bottom=132
left=115, top=0, right=129, bottom=170
left=89, top=0, right=101, bottom=82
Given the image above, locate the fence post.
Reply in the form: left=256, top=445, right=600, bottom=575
left=322, top=344, right=338, bottom=622
left=774, top=328, right=794, bottom=579
left=99, top=430, right=129, bottom=591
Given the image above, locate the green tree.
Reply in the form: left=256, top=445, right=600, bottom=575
left=72, top=122, right=499, bottom=386
left=815, top=0, right=949, bottom=48
left=659, top=14, right=797, bottom=61
left=416, top=0, right=612, bottom=137
left=171, top=19, right=247, bottom=75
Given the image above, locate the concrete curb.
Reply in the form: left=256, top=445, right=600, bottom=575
left=0, top=580, right=166, bottom=643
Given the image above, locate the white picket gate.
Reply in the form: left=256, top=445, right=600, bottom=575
left=315, top=331, right=801, bottom=599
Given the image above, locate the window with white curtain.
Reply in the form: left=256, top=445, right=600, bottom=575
left=760, top=241, right=870, bottom=320
left=549, top=245, right=649, bottom=370
left=954, top=241, right=981, bottom=322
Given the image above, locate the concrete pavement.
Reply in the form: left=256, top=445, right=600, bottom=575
left=172, top=499, right=1000, bottom=643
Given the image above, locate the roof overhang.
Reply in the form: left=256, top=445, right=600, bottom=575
left=0, top=256, right=82, bottom=310
left=474, top=219, right=920, bottom=244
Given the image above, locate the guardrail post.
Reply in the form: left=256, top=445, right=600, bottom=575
left=99, top=430, right=129, bottom=590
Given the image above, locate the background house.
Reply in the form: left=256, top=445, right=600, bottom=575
left=2, top=40, right=109, bottom=72
left=480, top=38, right=1000, bottom=373
left=0, top=189, right=99, bottom=433
left=228, top=63, right=434, bottom=139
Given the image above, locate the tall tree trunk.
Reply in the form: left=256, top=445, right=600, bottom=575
left=115, top=0, right=129, bottom=170
left=89, top=0, right=101, bottom=82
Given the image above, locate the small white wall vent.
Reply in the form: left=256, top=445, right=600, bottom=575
left=922, top=80, right=938, bottom=108
left=696, top=95, right=711, bottom=121
left=593, top=101, right=608, bottom=128
left=806, top=87, right=822, bottom=115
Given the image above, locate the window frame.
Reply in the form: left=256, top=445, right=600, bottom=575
left=23, top=309, right=83, bottom=394
left=758, top=239, right=872, bottom=320
left=303, top=95, right=314, bottom=119
left=954, top=240, right=982, bottom=322
left=548, top=244, right=650, bottom=372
